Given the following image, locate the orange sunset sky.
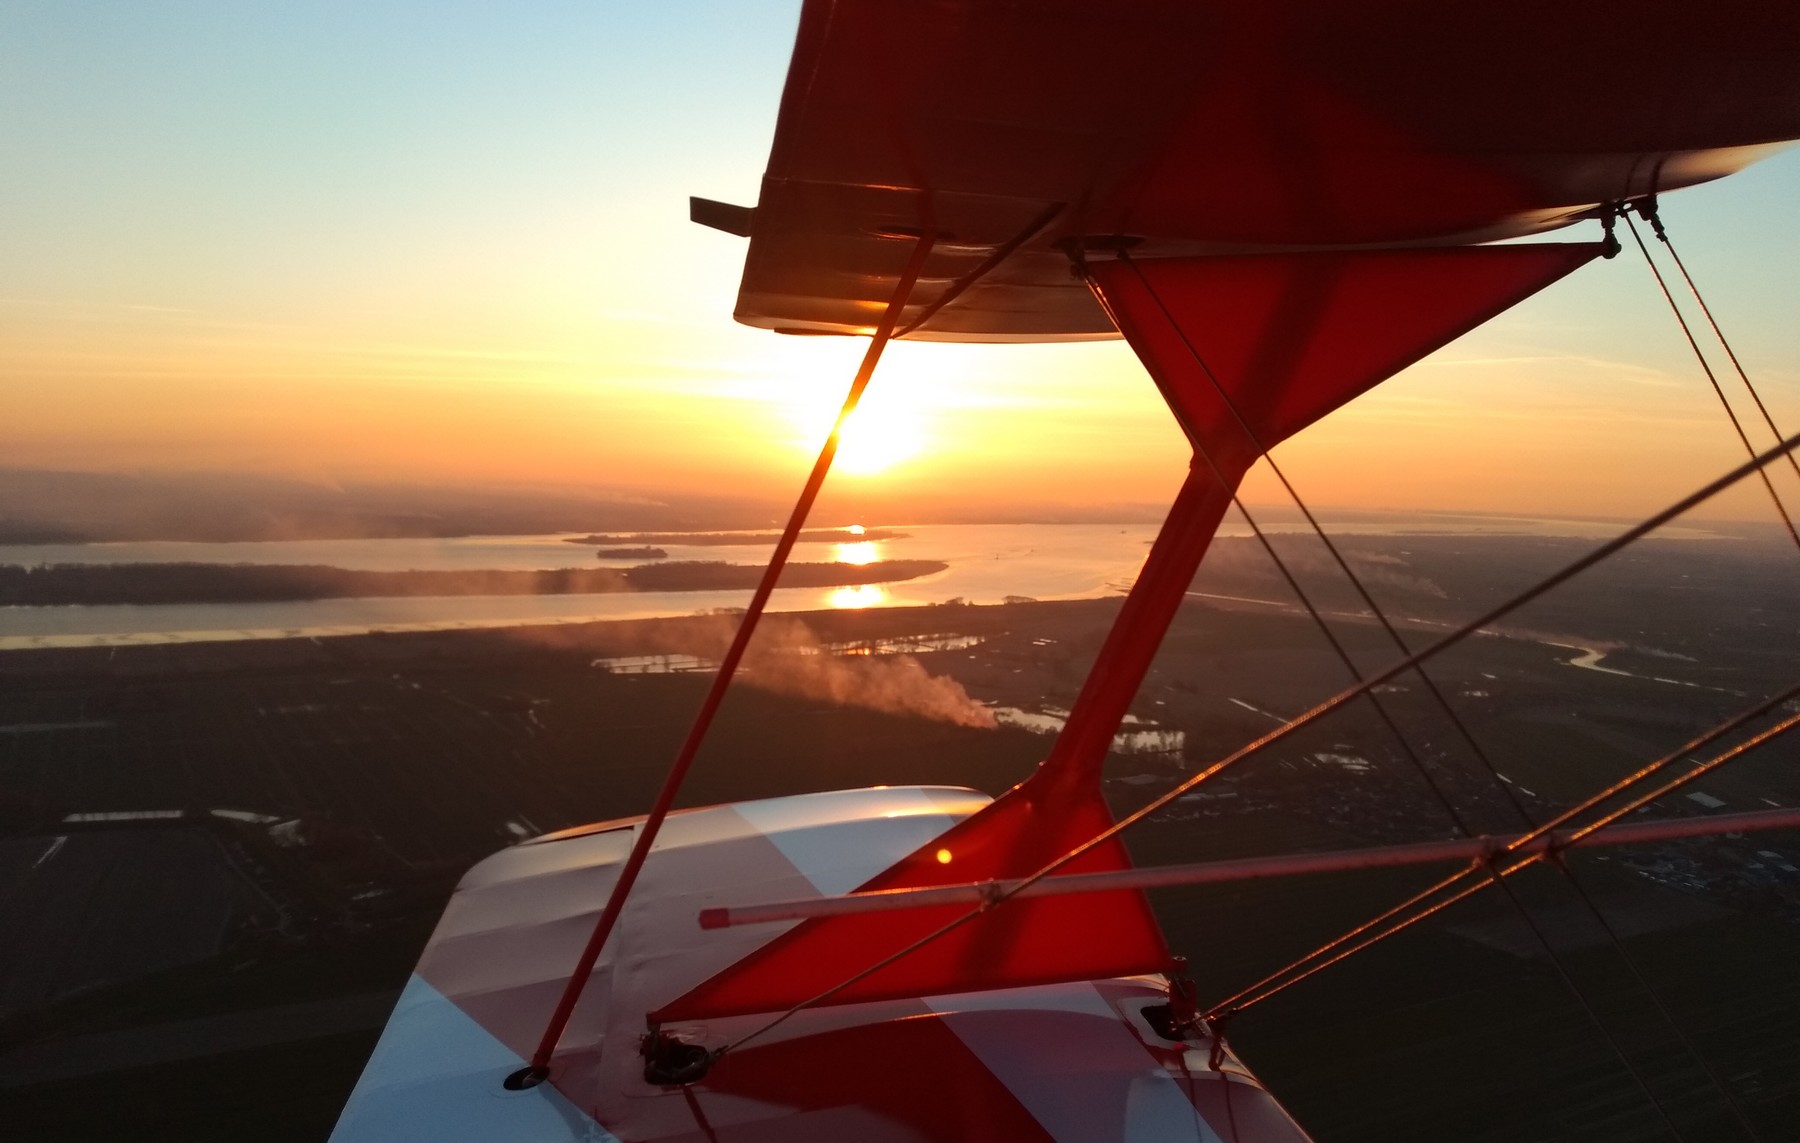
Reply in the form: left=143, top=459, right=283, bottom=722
left=4, top=2, right=1799, bottom=525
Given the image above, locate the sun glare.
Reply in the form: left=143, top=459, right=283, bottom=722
left=834, top=541, right=880, bottom=565
left=833, top=406, right=926, bottom=475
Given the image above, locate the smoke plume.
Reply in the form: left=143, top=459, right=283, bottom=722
left=742, top=618, right=997, bottom=728
left=567, top=614, right=997, bottom=728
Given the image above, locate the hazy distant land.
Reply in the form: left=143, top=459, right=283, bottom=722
left=0, top=468, right=792, bottom=545
left=0, top=467, right=1169, bottom=544
left=0, top=559, right=947, bottom=606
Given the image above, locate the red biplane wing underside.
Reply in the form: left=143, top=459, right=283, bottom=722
left=715, top=0, right=1800, bottom=340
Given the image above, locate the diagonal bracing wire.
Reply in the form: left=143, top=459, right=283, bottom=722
left=1110, top=252, right=1546, bottom=831
left=1104, top=252, right=1712, bottom=1132
left=1624, top=210, right=1800, bottom=554
left=1167, top=222, right=1791, bottom=1136
left=519, top=229, right=939, bottom=1079
left=1634, top=199, right=1800, bottom=492
left=1086, top=258, right=1493, bottom=838
left=717, top=242, right=1797, bottom=1136
left=1211, top=699, right=1800, bottom=1018
left=720, top=431, right=1800, bottom=1056
left=1196, top=705, right=1800, bottom=1143
left=1551, top=847, right=1769, bottom=1142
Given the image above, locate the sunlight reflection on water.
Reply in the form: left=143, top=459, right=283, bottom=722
left=828, top=584, right=887, bottom=609
left=833, top=541, right=880, bottom=565
left=589, top=633, right=986, bottom=674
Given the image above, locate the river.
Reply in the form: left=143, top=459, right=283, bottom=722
left=0, top=515, right=1723, bottom=651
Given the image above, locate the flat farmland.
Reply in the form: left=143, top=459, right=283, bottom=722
left=0, top=528, right=1795, bottom=1141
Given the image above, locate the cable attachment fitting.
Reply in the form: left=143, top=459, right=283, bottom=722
left=1630, top=195, right=1669, bottom=243
left=1477, top=848, right=1512, bottom=887
left=1166, top=958, right=1202, bottom=1031
left=1540, top=835, right=1573, bottom=873
left=503, top=1064, right=549, bottom=1091
left=1206, top=1008, right=1235, bottom=1073
left=1141, top=958, right=1206, bottom=1043
left=641, top=1027, right=720, bottom=1087
left=1053, top=234, right=1144, bottom=279
left=1055, top=236, right=1090, bottom=280
left=1600, top=205, right=1623, bottom=259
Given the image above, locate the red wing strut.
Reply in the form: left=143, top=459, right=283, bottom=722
left=652, top=242, right=1599, bottom=1024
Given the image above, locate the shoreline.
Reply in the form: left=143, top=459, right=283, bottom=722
left=0, top=559, right=946, bottom=608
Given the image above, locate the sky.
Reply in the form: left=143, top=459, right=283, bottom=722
left=3, top=1, right=1799, bottom=525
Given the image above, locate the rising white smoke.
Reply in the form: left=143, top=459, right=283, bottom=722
left=741, top=618, right=996, bottom=729
left=560, top=614, right=997, bottom=729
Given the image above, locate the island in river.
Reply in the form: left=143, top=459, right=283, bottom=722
left=564, top=528, right=908, bottom=546
left=592, top=547, right=668, bottom=560
left=0, top=559, right=947, bottom=606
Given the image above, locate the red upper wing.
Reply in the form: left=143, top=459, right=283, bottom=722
left=726, top=0, right=1800, bottom=341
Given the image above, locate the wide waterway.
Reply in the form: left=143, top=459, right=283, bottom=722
left=0, top=515, right=1722, bottom=650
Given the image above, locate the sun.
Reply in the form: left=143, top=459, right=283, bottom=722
left=833, top=403, right=926, bottom=475
left=770, top=347, right=936, bottom=476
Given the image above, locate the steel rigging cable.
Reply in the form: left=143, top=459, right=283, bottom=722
left=1623, top=207, right=1800, bottom=553
left=1102, top=248, right=1750, bottom=1141
left=1633, top=198, right=1800, bottom=491
left=720, top=432, right=1800, bottom=1056
left=1209, top=701, right=1800, bottom=1018
left=519, top=228, right=939, bottom=1082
